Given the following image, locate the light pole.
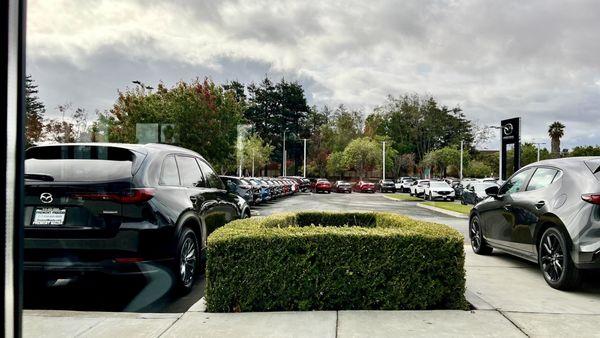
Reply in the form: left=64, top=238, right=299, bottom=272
left=282, top=130, right=286, bottom=177
left=303, top=138, right=307, bottom=178
left=382, top=141, right=386, bottom=181
left=460, top=140, right=463, bottom=182
left=533, top=142, right=546, bottom=162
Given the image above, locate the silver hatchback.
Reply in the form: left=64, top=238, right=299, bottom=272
left=470, top=157, right=600, bottom=290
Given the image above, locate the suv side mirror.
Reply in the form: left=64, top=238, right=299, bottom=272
left=485, top=185, right=500, bottom=197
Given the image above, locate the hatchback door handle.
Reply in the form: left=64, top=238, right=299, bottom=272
left=535, top=201, right=545, bottom=209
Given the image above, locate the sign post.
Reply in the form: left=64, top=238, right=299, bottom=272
left=500, top=117, right=521, bottom=180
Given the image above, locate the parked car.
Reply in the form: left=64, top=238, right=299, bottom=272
left=220, top=176, right=257, bottom=204
left=409, top=179, right=430, bottom=197
left=24, top=143, right=250, bottom=293
left=461, top=182, right=498, bottom=205
left=355, top=181, right=376, bottom=193
left=333, top=181, right=352, bottom=193
left=423, top=181, right=456, bottom=201
left=249, top=178, right=271, bottom=202
left=378, top=179, right=396, bottom=193
left=469, top=157, right=600, bottom=290
left=313, top=179, right=332, bottom=193
left=395, top=177, right=415, bottom=192
left=451, top=181, right=464, bottom=199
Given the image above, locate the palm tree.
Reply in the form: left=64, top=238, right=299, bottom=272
left=548, top=121, right=565, bottom=156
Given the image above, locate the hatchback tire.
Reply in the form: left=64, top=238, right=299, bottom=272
left=470, top=215, right=493, bottom=255
left=538, top=227, right=581, bottom=290
left=174, top=227, right=200, bottom=294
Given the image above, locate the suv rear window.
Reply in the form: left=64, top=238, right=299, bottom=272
left=25, top=145, right=144, bottom=182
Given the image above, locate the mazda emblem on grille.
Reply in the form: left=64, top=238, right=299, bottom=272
left=40, top=192, right=53, bottom=204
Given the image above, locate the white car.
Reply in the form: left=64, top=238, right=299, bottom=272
left=395, top=177, right=415, bottom=192
left=423, top=181, right=456, bottom=201
left=409, top=179, right=429, bottom=197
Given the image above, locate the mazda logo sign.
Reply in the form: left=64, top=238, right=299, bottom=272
left=503, top=123, right=514, bottom=136
left=40, top=192, right=53, bottom=204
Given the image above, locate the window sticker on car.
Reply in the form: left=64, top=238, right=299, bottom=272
left=31, top=208, right=66, bottom=226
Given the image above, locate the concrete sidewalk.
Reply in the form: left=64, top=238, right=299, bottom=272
left=23, top=246, right=600, bottom=337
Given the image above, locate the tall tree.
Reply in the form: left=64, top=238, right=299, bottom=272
left=342, top=137, right=380, bottom=179
left=105, top=78, right=243, bottom=171
left=548, top=121, right=565, bottom=156
left=245, top=77, right=310, bottom=173
left=25, top=75, right=46, bottom=146
left=377, top=94, right=474, bottom=161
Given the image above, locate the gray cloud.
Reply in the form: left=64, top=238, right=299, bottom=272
left=26, top=0, right=600, bottom=149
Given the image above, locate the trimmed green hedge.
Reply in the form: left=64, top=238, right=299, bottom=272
left=206, top=212, right=466, bottom=312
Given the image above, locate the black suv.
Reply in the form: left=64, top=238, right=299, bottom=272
left=24, top=143, right=250, bottom=293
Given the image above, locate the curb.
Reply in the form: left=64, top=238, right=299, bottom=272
left=417, top=203, right=469, bottom=219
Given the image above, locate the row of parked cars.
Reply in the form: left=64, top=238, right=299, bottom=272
left=310, top=179, right=378, bottom=193
left=395, top=176, right=502, bottom=204
left=219, top=176, right=309, bottom=205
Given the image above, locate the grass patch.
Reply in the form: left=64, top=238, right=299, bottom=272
left=387, top=193, right=423, bottom=202
left=206, top=211, right=466, bottom=312
left=422, top=201, right=472, bottom=215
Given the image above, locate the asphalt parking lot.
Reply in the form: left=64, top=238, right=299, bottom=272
left=24, top=191, right=467, bottom=313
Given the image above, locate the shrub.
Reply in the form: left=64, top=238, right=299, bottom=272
left=206, top=212, right=466, bottom=312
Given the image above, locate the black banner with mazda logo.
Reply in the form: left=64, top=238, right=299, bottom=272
left=501, top=117, right=521, bottom=180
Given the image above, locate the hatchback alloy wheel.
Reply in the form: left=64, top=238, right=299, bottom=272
left=469, top=215, right=492, bottom=255
left=538, top=227, right=581, bottom=290
left=540, top=232, right=564, bottom=283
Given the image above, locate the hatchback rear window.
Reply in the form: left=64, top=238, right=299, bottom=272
left=25, top=145, right=144, bottom=182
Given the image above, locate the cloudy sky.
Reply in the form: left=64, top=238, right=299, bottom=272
left=27, top=0, right=600, bottom=150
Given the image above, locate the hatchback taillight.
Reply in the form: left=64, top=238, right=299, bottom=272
left=71, top=188, right=156, bottom=204
left=582, top=194, right=600, bottom=205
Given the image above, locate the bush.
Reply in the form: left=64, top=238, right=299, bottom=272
left=206, top=212, right=466, bottom=312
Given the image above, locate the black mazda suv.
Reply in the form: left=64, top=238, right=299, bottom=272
left=24, top=143, right=250, bottom=293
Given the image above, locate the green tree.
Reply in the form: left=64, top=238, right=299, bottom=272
left=422, top=147, right=469, bottom=177
left=521, top=142, right=550, bottom=166
left=241, top=134, right=274, bottom=176
left=465, top=161, right=493, bottom=178
left=104, top=78, right=243, bottom=171
left=342, top=138, right=380, bottom=179
left=548, top=121, right=565, bottom=156
left=245, top=77, right=310, bottom=173
left=25, top=75, right=46, bottom=146
left=326, top=151, right=347, bottom=179
left=377, top=94, right=474, bottom=161
left=570, top=145, right=600, bottom=156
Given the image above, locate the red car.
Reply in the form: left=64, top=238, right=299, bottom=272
left=313, top=179, right=332, bottom=193
left=355, top=181, right=376, bottom=193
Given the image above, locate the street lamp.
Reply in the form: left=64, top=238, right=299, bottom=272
left=303, top=138, right=307, bottom=178
left=532, top=142, right=546, bottom=162
left=382, top=141, right=386, bottom=181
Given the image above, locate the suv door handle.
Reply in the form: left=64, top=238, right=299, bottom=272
left=535, top=201, right=545, bottom=209
left=503, top=204, right=512, bottom=211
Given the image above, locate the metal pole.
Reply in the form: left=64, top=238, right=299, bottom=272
left=499, top=131, right=502, bottom=180
left=537, top=146, right=540, bottom=162
left=460, top=140, right=463, bottom=181
left=303, top=138, right=307, bottom=178
left=252, top=150, right=255, bottom=177
left=282, top=131, right=286, bottom=176
left=382, top=141, right=386, bottom=181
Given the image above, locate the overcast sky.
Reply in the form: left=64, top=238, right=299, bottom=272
left=27, top=0, right=600, bottom=150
